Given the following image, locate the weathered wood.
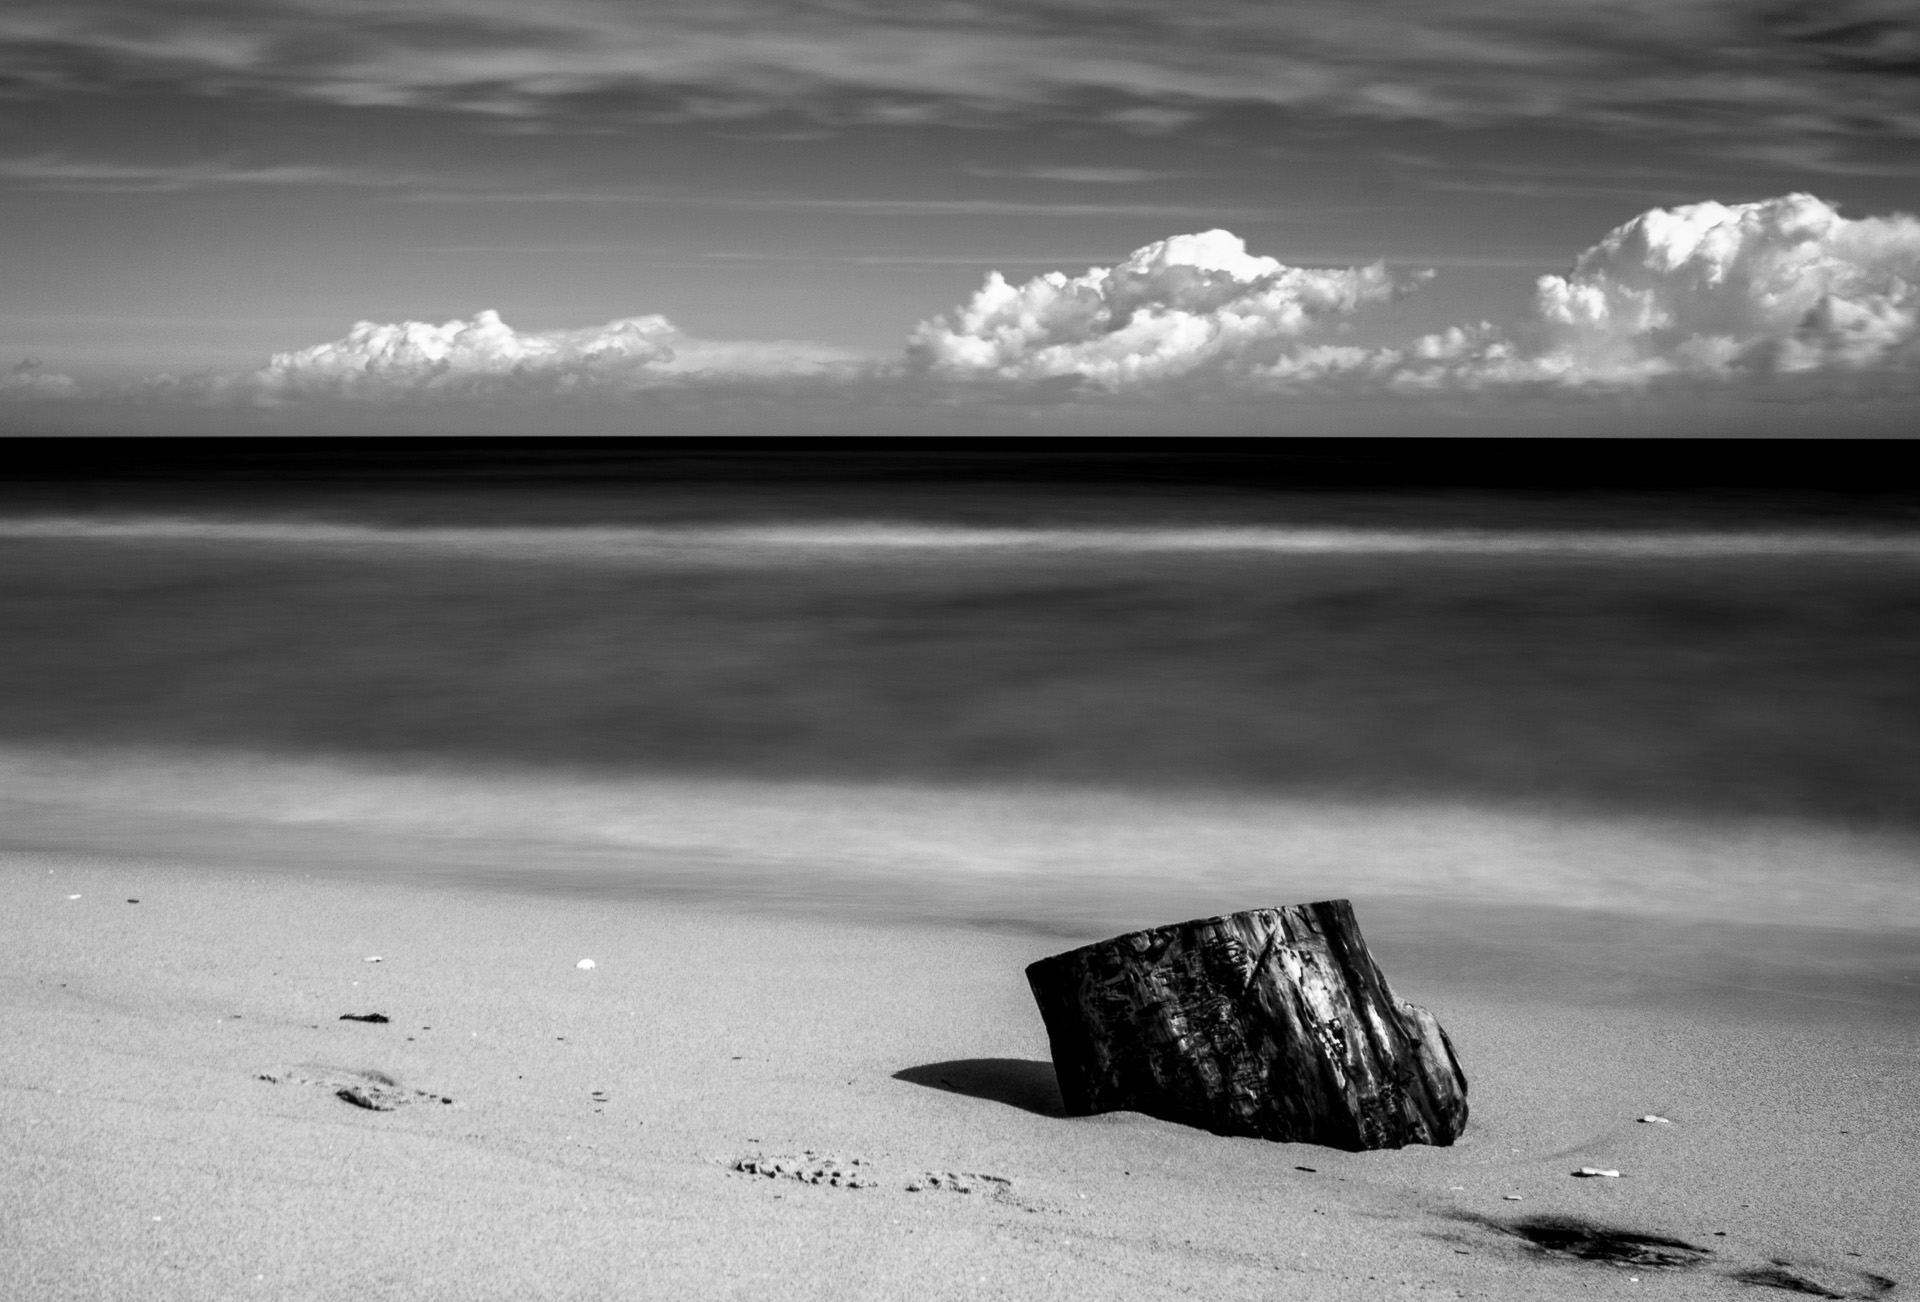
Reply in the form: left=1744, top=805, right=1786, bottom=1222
left=1025, top=900, right=1468, bottom=1151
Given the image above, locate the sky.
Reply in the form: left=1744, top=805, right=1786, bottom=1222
left=2, top=0, right=1918, bottom=435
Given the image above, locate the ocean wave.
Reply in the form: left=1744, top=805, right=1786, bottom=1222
left=3, top=743, right=1914, bottom=934
left=5, top=516, right=1919, bottom=561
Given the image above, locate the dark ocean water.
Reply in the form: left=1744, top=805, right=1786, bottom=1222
left=2, top=471, right=1916, bottom=992
left=3, top=508, right=1915, bottom=826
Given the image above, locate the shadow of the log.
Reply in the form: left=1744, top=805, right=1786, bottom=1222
left=893, top=1058, right=1067, bottom=1117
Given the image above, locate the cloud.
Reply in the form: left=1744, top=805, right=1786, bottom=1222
left=0, top=154, right=398, bottom=193
left=13, top=192, right=1917, bottom=419
left=400, top=187, right=1269, bottom=221
left=967, top=165, right=1171, bottom=184
left=0, top=359, right=77, bottom=399
left=1381, top=193, right=1920, bottom=390
left=905, top=195, right=1920, bottom=395
left=243, top=309, right=870, bottom=402
left=2, top=0, right=1916, bottom=150
left=906, top=229, right=1409, bottom=387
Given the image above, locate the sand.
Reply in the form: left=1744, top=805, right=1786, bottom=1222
left=3, top=850, right=1915, bottom=1302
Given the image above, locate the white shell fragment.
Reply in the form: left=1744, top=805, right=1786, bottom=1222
left=1573, top=1167, right=1622, bottom=1178
left=576, top=959, right=596, bottom=970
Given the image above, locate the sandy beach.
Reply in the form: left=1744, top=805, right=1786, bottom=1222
left=2, top=481, right=1916, bottom=1298
left=4, top=837, right=1913, bottom=1302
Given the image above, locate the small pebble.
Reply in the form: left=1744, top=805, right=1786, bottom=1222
left=1573, top=1167, right=1622, bottom=1178
left=576, top=959, right=596, bottom=970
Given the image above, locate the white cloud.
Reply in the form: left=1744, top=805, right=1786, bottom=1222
left=0, top=154, right=396, bottom=193
left=907, top=196, right=1920, bottom=396
left=906, top=229, right=1409, bottom=387
left=249, top=308, right=870, bottom=401
left=0, top=359, right=77, bottom=399
left=967, top=165, right=1171, bottom=184
left=1381, top=193, right=1920, bottom=390
left=15, top=192, right=1917, bottom=420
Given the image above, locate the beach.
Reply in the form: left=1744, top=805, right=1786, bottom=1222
left=2, top=476, right=1916, bottom=1298
left=3, top=810, right=1915, bottom=1300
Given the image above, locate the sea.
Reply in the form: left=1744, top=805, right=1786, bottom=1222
left=3, top=442, right=1916, bottom=1014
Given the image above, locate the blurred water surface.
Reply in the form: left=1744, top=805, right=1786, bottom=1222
left=2, top=484, right=1917, bottom=1001
left=2, top=505, right=1915, bottom=827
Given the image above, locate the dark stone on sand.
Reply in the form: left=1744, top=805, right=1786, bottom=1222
left=339, top=1013, right=390, bottom=1023
left=1025, top=900, right=1468, bottom=1151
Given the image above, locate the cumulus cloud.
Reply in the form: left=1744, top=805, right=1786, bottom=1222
left=14, top=191, right=1916, bottom=424
left=907, top=195, right=1920, bottom=396
left=0, top=359, right=78, bottom=399
left=907, top=229, right=1408, bottom=387
left=1382, top=193, right=1920, bottom=390
left=248, top=309, right=869, bottom=401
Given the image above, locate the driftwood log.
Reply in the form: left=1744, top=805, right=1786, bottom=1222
left=1025, top=900, right=1468, bottom=1151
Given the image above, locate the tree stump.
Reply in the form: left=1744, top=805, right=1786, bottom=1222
left=1025, top=900, right=1468, bottom=1151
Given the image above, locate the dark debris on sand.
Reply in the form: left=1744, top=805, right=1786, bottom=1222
left=258, top=1065, right=453, bottom=1111
left=1453, top=1212, right=1897, bottom=1299
left=1731, top=1262, right=1898, bottom=1299
left=1465, top=1213, right=1711, bottom=1270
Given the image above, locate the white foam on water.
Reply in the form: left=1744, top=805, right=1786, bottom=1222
left=5, top=516, right=1919, bottom=562
left=2, top=743, right=1913, bottom=934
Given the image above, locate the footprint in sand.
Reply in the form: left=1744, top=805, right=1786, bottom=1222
left=905, top=1171, right=1013, bottom=1196
left=256, top=1066, right=455, bottom=1112
left=726, top=1152, right=1024, bottom=1202
left=729, top=1152, right=878, bottom=1189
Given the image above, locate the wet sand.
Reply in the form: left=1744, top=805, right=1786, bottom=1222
left=4, top=845, right=1913, bottom=1301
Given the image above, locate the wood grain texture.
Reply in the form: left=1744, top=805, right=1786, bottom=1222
left=1026, top=900, right=1468, bottom=1151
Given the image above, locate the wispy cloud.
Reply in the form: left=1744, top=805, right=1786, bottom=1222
left=397, top=244, right=1131, bottom=267
left=0, top=154, right=402, bottom=193
left=1721, top=140, right=1920, bottom=179
left=400, top=186, right=1273, bottom=221
left=2, top=0, right=1916, bottom=150
left=968, top=165, right=1173, bottom=184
